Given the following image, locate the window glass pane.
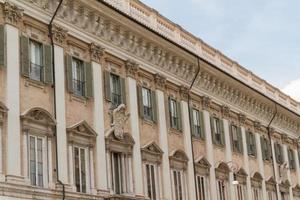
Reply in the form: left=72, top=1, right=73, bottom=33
left=142, top=88, right=152, bottom=120
left=110, top=74, right=121, bottom=106
left=72, top=58, right=85, bottom=96
left=80, top=148, right=86, bottom=193
left=74, top=147, right=80, bottom=192
left=173, top=171, right=179, bottom=200
left=151, top=165, right=156, bottom=200
left=29, top=137, right=36, bottom=186
left=37, top=138, right=43, bottom=187
left=30, top=40, right=43, bottom=81
left=146, top=164, right=152, bottom=198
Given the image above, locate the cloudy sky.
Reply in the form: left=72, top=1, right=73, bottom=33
left=141, top=0, right=300, bottom=101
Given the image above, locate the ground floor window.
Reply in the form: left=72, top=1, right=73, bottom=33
left=111, top=152, right=130, bottom=194
left=217, top=180, right=227, bottom=200
left=29, top=135, right=44, bottom=187
left=253, top=188, right=261, bottom=200
left=236, top=185, right=245, bottom=200
left=196, top=175, right=208, bottom=200
left=145, top=163, right=159, bottom=200
left=74, top=146, right=89, bottom=193
left=172, top=169, right=186, bottom=200
left=268, top=191, right=276, bottom=200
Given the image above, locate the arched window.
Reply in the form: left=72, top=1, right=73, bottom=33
left=251, top=172, right=263, bottom=200
left=215, top=162, right=230, bottom=200
left=195, top=156, right=211, bottom=200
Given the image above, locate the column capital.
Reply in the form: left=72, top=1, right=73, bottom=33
left=254, top=121, right=262, bottom=132
left=90, top=43, right=105, bottom=63
left=201, top=96, right=211, bottom=111
left=125, top=59, right=139, bottom=78
left=221, top=105, right=230, bottom=119
left=154, top=73, right=166, bottom=90
left=179, top=85, right=189, bottom=101
left=238, top=113, right=246, bottom=126
left=3, top=2, right=23, bottom=26
left=51, top=24, right=68, bottom=46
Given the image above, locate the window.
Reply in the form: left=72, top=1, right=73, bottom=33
left=72, top=58, right=85, bottom=96
left=29, top=136, right=44, bottom=187
left=192, top=109, right=203, bottom=139
left=288, top=148, right=295, bottom=170
left=236, top=185, right=245, bottom=200
left=211, top=117, right=224, bottom=146
left=231, top=125, right=242, bottom=153
left=110, top=73, right=122, bottom=107
left=261, top=137, right=271, bottom=161
left=268, top=191, right=276, bottom=200
left=29, top=40, right=43, bottom=81
left=173, top=170, right=185, bottom=200
left=217, top=180, right=227, bottom=200
left=253, top=188, right=261, bottom=200
left=142, top=87, right=153, bottom=120
left=169, top=98, right=181, bottom=131
left=74, top=146, right=88, bottom=193
left=145, top=163, right=158, bottom=200
left=111, top=152, right=130, bottom=194
left=247, top=131, right=256, bottom=156
left=275, top=143, right=283, bottom=164
left=196, top=175, right=207, bottom=200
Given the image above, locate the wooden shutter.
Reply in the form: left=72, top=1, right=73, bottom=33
left=229, top=124, right=233, bottom=151
left=177, top=101, right=182, bottom=131
left=0, top=25, right=5, bottom=68
left=210, top=116, right=216, bottom=144
left=220, top=119, right=225, bottom=146
left=200, top=111, right=205, bottom=139
left=21, top=35, right=30, bottom=77
left=260, top=137, right=265, bottom=160
left=237, top=127, right=243, bottom=153
left=151, top=90, right=157, bottom=123
left=246, top=131, right=251, bottom=154
left=166, top=97, right=171, bottom=128
left=66, top=55, right=73, bottom=93
left=189, top=107, right=195, bottom=136
left=104, top=71, right=111, bottom=101
left=137, top=86, right=144, bottom=119
left=252, top=134, right=257, bottom=156
left=120, top=77, right=126, bottom=105
left=43, top=44, right=53, bottom=84
left=85, top=62, right=93, bottom=98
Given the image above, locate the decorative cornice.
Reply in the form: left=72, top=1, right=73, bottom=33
left=221, top=105, right=230, bottom=119
left=254, top=121, right=262, bottom=132
left=202, top=96, right=211, bottom=111
left=51, top=24, right=68, bottom=45
left=3, top=1, right=23, bottom=26
left=239, top=113, right=246, bottom=125
left=179, top=85, right=189, bottom=101
left=125, top=59, right=139, bottom=78
left=90, top=43, right=105, bottom=63
left=154, top=73, right=166, bottom=90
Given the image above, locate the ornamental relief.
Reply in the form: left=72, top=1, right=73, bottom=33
left=21, top=0, right=300, bottom=135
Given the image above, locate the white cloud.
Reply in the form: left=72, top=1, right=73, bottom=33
left=282, top=79, right=300, bottom=101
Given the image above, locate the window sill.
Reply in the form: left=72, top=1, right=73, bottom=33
left=141, top=118, right=155, bottom=126
left=248, top=154, right=257, bottom=160
left=232, top=151, right=243, bottom=156
left=169, top=128, right=182, bottom=136
left=192, top=136, right=205, bottom=142
left=24, top=78, right=46, bottom=91
left=69, top=93, right=87, bottom=105
left=213, top=143, right=225, bottom=149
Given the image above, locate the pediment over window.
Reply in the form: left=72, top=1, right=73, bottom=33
left=0, top=101, right=8, bottom=123
left=21, top=107, right=56, bottom=135
left=293, top=184, right=300, bottom=197
left=169, top=150, right=189, bottom=170
left=106, top=131, right=135, bottom=154
left=215, top=162, right=230, bottom=180
left=236, top=167, right=247, bottom=185
left=141, top=141, right=163, bottom=164
left=251, top=172, right=263, bottom=188
left=195, top=156, right=211, bottom=175
left=279, top=180, right=291, bottom=193
left=266, top=176, right=277, bottom=191
left=67, top=120, right=97, bottom=146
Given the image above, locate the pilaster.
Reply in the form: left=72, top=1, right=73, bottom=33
left=282, top=143, right=293, bottom=200
left=270, top=139, right=281, bottom=200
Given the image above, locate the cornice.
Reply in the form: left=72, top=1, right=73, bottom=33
left=3, top=1, right=23, bottom=26
left=90, top=43, right=105, bottom=63
left=125, top=59, right=139, bottom=78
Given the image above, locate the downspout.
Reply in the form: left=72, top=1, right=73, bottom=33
left=267, top=103, right=278, bottom=200
left=187, top=59, right=201, bottom=200
left=48, top=0, right=65, bottom=199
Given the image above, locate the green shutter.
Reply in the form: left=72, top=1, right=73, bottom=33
left=104, top=71, right=111, bottom=101
left=246, top=131, right=250, bottom=154
left=189, top=107, right=195, bottom=137
left=66, top=55, right=73, bottom=93
left=0, top=25, right=5, bottom=68
left=120, top=77, right=126, bottom=105
left=177, top=101, right=182, bottom=131
left=237, top=127, right=243, bottom=153
left=275, top=143, right=279, bottom=163
left=85, top=62, right=93, bottom=98
left=21, top=35, right=30, bottom=77
left=167, top=97, right=171, bottom=128
left=43, top=44, right=53, bottom=84
left=137, top=86, right=144, bottom=119
left=253, top=134, right=257, bottom=156
left=229, top=124, right=233, bottom=151
left=260, top=137, right=265, bottom=160
left=151, top=90, right=157, bottom=123
left=220, top=119, right=225, bottom=146
left=200, top=111, right=205, bottom=139
left=210, top=116, right=216, bottom=144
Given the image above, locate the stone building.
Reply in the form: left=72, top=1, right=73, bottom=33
left=0, top=0, right=300, bottom=200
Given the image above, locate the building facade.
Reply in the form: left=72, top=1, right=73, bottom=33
left=0, top=0, right=300, bottom=199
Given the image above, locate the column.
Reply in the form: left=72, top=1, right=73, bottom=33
left=126, top=61, right=143, bottom=197
left=180, top=95, right=196, bottom=200
left=222, top=118, right=235, bottom=200
left=155, top=74, right=172, bottom=200
left=68, top=144, right=74, bottom=189
left=89, top=148, right=96, bottom=194
left=48, top=138, right=54, bottom=188
left=241, top=126, right=253, bottom=200
left=256, top=132, right=268, bottom=200
left=54, top=43, right=69, bottom=184
left=90, top=45, right=108, bottom=193
left=282, top=143, right=293, bottom=200
left=294, top=148, right=300, bottom=185
left=5, top=23, right=22, bottom=182
left=202, top=109, right=218, bottom=200
left=270, top=139, right=281, bottom=200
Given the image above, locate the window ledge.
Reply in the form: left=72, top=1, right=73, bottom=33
left=192, top=136, right=205, bottom=142
left=69, top=93, right=87, bottom=105
left=142, top=118, right=155, bottom=126
left=248, top=155, right=257, bottom=160
left=24, top=78, right=46, bottom=91
left=169, top=128, right=182, bottom=136
left=232, top=151, right=243, bottom=156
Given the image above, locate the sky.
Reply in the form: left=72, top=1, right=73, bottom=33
left=141, top=0, right=300, bottom=101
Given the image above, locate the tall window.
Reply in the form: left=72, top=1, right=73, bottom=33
left=211, top=117, right=224, bottom=146
left=253, top=188, right=261, bottom=200
left=231, top=125, right=242, bottom=153
left=30, top=40, right=43, bottom=81
left=192, top=109, right=202, bottom=138
left=217, top=180, right=227, bottom=200
left=29, top=136, right=44, bottom=187
left=247, top=131, right=256, bottom=156
left=288, top=148, right=295, bottom=170
left=275, top=143, right=283, bottom=164
left=110, top=74, right=122, bottom=107
left=196, top=175, right=207, bottom=200
left=111, top=152, right=130, bottom=194
left=173, top=170, right=185, bottom=200
left=142, top=88, right=153, bottom=120
left=261, top=137, right=271, bottom=161
left=268, top=191, right=275, bottom=200
left=74, top=146, right=87, bottom=193
left=72, top=58, right=85, bottom=96
left=145, top=163, right=158, bottom=200
left=169, top=98, right=181, bottom=131
left=236, top=185, right=244, bottom=200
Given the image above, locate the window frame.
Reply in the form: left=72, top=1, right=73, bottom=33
left=110, top=73, right=122, bottom=107
left=29, top=39, right=44, bottom=82
left=73, top=145, right=89, bottom=193
left=231, top=124, right=240, bottom=153
left=172, top=169, right=186, bottom=200
left=142, top=87, right=153, bottom=121
left=196, top=175, right=208, bottom=200
left=248, top=131, right=256, bottom=157
left=144, top=163, right=159, bottom=200
left=192, top=109, right=202, bottom=138
left=170, top=98, right=179, bottom=129
left=71, top=57, right=85, bottom=97
left=217, top=179, right=227, bottom=200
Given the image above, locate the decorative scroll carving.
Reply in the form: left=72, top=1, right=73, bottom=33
left=239, top=113, right=246, bottom=125
left=3, top=2, right=23, bottom=26
left=221, top=105, right=230, bottom=118
left=51, top=24, right=67, bottom=45
left=202, top=96, right=211, bottom=110
left=179, top=85, right=189, bottom=101
left=90, top=43, right=105, bottom=63
left=125, top=59, right=139, bottom=78
left=254, top=121, right=262, bottom=131
left=154, top=73, right=166, bottom=90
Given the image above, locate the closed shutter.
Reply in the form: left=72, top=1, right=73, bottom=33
left=151, top=90, right=157, bottom=123
left=21, top=35, right=30, bottom=77
left=137, top=86, right=144, bottom=119
left=261, top=137, right=265, bottom=160
left=84, top=62, right=93, bottom=98
left=189, top=107, right=195, bottom=136
left=246, top=131, right=251, bottom=155
left=120, top=77, right=126, bottom=105
left=229, top=124, right=233, bottom=151
left=200, top=111, right=205, bottom=139
left=220, top=119, right=225, bottom=146
left=177, top=101, right=182, bottom=131
left=210, top=116, right=216, bottom=144
left=166, top=97, right=171, bottom=128
left=0, top=25, right=5, bottom=68
left=252, top=134, right=257, bottom=156
left=237, top=127, right=243, bottom=153
left=104, top=71, right=111, bottom=101
left=66, top=55, right=73, bottom=93
left=43, top=44, right=53, bottom=84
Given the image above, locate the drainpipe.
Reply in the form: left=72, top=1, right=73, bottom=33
left=187, top=59, right=201, bottom=200
left=47, top=0, right=65, bottom=199
left=267, top=103, right=278, bottom=200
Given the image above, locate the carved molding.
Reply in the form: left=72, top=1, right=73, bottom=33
left=51, top=24, right=68, bottom=45
left=239, top=113, right=246, bottom=125
left=179, top=85, right=189, bottom=101
left=67, top=120, right=97, bottom=147
left=90, top=43, right=105, bottom=63
left=221, top=105, right=230, bottom=119
left=169, top=150, right=188, bottom=170
left=141, top=141, right=163, bottom=164
left=202, top=96, right=211, bottom=111
left=254, top=121, right=262, bottom=132
left=3, top=2, right=23, bottom=26
left=125, top=59, right=139, bottom=78
left=154, top=73, right=166, bottom=90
